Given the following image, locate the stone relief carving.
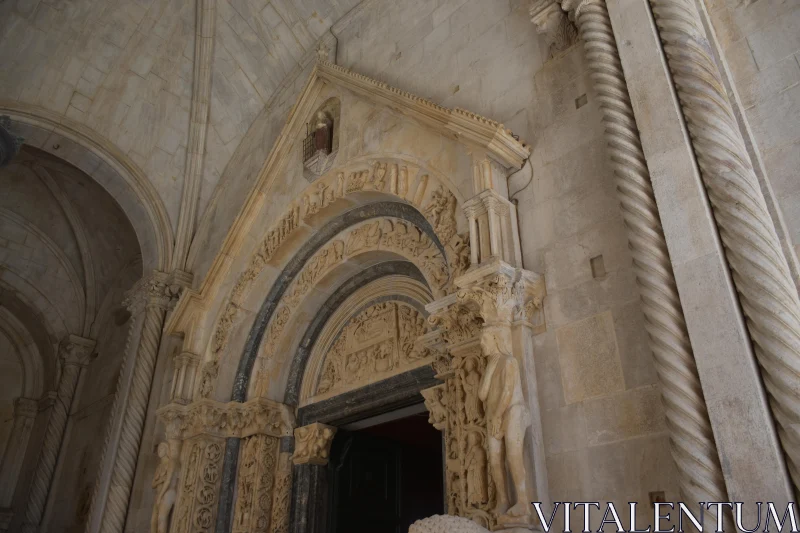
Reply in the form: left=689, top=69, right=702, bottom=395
left=232, top=435, right=278, bottom=533
left=292, top=423, right=337, bottom=465
left=313, top=301, right=431, bottom=398
left=155, top=397, right=294, bottom=533
left=151, top=441, right=181, bottom=533
left=269, top=451, right=293, bottom=533
left=201, top=158, right=470, bottom=401
left=157, top=398, right=295, bottom=441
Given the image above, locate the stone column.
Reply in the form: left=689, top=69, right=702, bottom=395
left=97, top=273, right=172, bottom=533
left=291, top=423, right=336, bottom=533
left=0, top=397, right=38, bottom=529
left=22, top=336, right=95, bottom=533
left=532, top=0, right=730, bottom=519
left=645, top=0, right=800, bottom=494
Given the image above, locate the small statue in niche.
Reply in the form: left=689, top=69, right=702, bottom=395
left=478, top=330, right=532, bottom=523
left=462, top=357, right=483, bottom=424
left=313, top=111, right=333, bottom=154
left=465, top=432, right=488, bottom=506
left=151, top=441, right=180, bottom=533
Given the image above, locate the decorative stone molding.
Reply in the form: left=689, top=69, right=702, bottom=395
left=157, top=397, right=295, bottom=441
left=169, top=436, right=225, bottom=533
left=292, top=423, right=337, bottom=465
left=23, top=335, right=95, bottom=533
left=555, top=0, right=730, bottom=521
left=529, top=0, right=578, bottom=59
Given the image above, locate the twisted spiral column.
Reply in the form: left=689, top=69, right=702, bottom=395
left=559, top=0, right=728, bottom=516
left=648, top=0, right=800, bottom=493
left=83, top=302, right=141, bottom=533
left=23, top=337, right=94, bottom=533
left=98, top=285, right=168, bottom=533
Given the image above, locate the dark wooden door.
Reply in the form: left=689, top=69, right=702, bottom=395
left=329, top=422, right=443, bottom=533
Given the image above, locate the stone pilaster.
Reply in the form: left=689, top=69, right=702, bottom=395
left=170, top=351, right=201, bottom=405
left=645, top=0, right=800, bottom=496
left=22, top=336, right=95, bottom=533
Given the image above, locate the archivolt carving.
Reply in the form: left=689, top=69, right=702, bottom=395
left=313, top=301, right=431, bottom=398
left=201, top=157, right=469, bottom=400
left=253, top=217, right=457, bottom=395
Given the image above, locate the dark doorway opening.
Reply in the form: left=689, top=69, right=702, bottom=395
left=328, top=407, right=444, bottom=533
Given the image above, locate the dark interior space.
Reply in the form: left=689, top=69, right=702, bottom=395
left=328, top=409, right=444, bottom=533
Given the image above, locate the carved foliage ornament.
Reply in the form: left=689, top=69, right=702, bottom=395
left=157, top=398, right=295, bottom=441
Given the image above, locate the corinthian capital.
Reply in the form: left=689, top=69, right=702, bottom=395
left=59, top=335, right=96, bottom=367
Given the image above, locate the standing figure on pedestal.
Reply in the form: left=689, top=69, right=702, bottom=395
left=151, top=441, right=180, bottom=533
left=478, top=330, right=532, bottom=525
left=313, top=111, right=332, bottom=154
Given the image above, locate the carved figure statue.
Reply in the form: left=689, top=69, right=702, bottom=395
left=465, top=432, right=488, bottom=505
left=313, top=111, right=332, bottom=153
left=151, top=441, right=180, bottom=533
left=462, top=358, right=482, bottom=424
left=477, top=330, right=532, bottom=522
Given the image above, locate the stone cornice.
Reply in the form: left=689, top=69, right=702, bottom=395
left=156, top=397, right=295, bottom=440
left=315, top=61, right=530, bottom=168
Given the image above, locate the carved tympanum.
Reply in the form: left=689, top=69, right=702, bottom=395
left=314, top=301, right=430, bottom=398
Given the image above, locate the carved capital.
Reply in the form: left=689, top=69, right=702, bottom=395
left=157, top=398, right=295, bottom=441
left=59, top=335, right=96, bottom=367
left=530, top=0, right=579, bottom=58
left=292, top=423, right=336, bottom=465
left=421, top=385, right=448, bottom=430
left=124, top=270, right=189, bottom=314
